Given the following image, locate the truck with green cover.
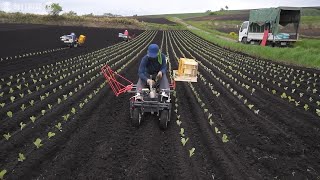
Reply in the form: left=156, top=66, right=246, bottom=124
left=238, top=7, right=301, bottom=46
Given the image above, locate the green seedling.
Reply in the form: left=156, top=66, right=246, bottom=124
left=30, top=116, right=36, bottom=123
left=176, top=120, right=182, bottom=126
left=41, top=110, right=46, bottom=116
left=29, top=100, right=34, bottom=106
left=21, top=104, right=26, bottom=111
left=0, top=103, right=5, bottom=108
left=209, top=119, right=214, bottom=126
left=7, top=111, right=13, bottom=118
left=0, top=92, right=3, bottom=97
left=222, top=134, right=229, bottom=143
left=3, top=133, right=11, bottom=140
left=71, top=108, right=76, bottom=114
left=48, top=132, right=56, bottom=139
left=179, top=128, right=185, bottom=137
left=33, top=138, right=43, bottom=148
left=189, top=148, right=195, bottom=157
left=316, top=109, right=320, bottom=117
left=0, top=169, right=7, bottom=180
left=18, top=153, right=26, bottom=162
left=55, top=123, right=62, bottom=132
left=248, top=104, right=254, bottom=110
left=281, top=93, right=287, bottom=99
left=181, top=137, right=189, bottom=146
left=10, top=96, right=15, bottom=103
left=63, top=114, right=70, bottom=121
left=304, top=104, right=309, bottom=111
left=215, top=127, right=221, bottom=134
left=20, top=122, right=26, bottom=130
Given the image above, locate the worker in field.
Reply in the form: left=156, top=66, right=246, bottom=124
left=124, top=30, right=129, bottom=36
left=137, top=44, right=169, bottom=93
left=70, top=32, right=77, bottom=46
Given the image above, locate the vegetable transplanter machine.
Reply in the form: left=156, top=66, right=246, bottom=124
left=101, top=57, right=198, bottom=129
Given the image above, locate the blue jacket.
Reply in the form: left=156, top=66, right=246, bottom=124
left=138, top=53, right=167, bottom=81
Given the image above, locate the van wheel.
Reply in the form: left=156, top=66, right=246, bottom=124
left=241, top=37, right=247, bottom=44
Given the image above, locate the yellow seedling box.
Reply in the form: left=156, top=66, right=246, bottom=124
left=173, top=58, right=198, bottom=82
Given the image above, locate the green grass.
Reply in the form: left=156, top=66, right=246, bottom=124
left=0, top=11, right=144, bottom=28
left=301, top=8, right=320, bottom=16
left=185, top=20, right=238, bottom=40
left=301, top=16, right=320, bottom=27
left=189, top=29, right=320, bottom=68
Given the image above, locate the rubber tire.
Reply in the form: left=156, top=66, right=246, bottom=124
left=132, top=108, right=142, bottom=127
left=159, top=110, right=169, bottom=130
left=241, top=37, right=247, bottom=44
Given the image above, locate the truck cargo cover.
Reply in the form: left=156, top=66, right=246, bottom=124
left=249, top=7, right=301, bottom=34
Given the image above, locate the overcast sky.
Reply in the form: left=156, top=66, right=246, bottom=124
left=0, top=0, right=319, bottom=16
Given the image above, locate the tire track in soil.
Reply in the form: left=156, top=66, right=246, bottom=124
left=30, top=31, right=186, bottom=179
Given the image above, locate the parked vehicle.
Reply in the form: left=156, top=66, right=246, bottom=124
left=239, top=7, right=301, bottom=46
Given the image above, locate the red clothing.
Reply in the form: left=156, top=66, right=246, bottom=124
left=124, top=30, right=129, bottom=36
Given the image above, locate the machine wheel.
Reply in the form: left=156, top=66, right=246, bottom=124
left=159, top=110, right=169, bottom=129
left=132, top=108, right=142, bottom=127
left=241, top=37, right=248, bottom=44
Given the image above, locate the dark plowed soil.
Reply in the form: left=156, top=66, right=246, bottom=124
left=1, top=27, right=320, bottom=180
left=0, top=23, right=143, bottom=75
left=0, top=23, right=143, bottom=58
left=185, top=12, right=249, bottom=21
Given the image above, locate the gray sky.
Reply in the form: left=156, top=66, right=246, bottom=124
left=0, top=0, right=319, bottom=16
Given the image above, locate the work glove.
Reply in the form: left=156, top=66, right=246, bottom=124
left=147, top=79, right=155, bottom=86
left=156, top=71, right=163, bottom=79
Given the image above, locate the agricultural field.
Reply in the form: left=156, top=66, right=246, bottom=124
left=0, top=24, right=320, bottom=180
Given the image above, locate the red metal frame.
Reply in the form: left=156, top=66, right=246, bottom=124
left=170, top=79, right=176, bottom=90
left=101, top=64, right=133, bottom=97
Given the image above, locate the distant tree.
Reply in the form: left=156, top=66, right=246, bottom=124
left=220, top=7, right=224, bottom=11
left=206, top=10, right=211, bottom=13
left=209, top=12, right=217, bottom=15
left=83, top=13, right=94, bottom=17
left=133, top=14, right=138, bottom=17
left=63, top=11, right=77, bottom=16
left=45, top=3, right=62, bottom=16
left=103, top=13, right=114, bottom=17
left=225, top=6, right=229, bottom=10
